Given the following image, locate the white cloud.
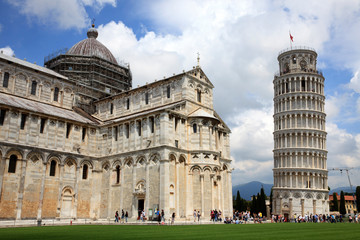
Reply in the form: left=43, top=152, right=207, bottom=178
left=349, top=70, right=360, bottom=93
left=7, top=0, right=116, bottom=30
left=95, top=0, right=360, bottom=188
left=0, top=46, right=15, bottom=56
left=326, top=123, right=360, bottom=188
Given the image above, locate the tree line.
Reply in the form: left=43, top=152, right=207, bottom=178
left=233, top=187, right=269, bottom=216
left=330, top=186, right=360, bottom=215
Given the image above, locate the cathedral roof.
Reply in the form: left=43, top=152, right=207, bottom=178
left=0, top=52, right=67, bottom=80
left=0, top=92, right=96, bottom=124
left=66, top=24, right=118, bottom=65
left=188, top=108, right=219, bottom=121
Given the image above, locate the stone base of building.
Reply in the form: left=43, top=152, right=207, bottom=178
left=272, top=189, right=329, bottom=218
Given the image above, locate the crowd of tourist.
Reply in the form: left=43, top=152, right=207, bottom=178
left=222, top=211, right=265, bottom=224
left=114, top=209, right=360, bottom=224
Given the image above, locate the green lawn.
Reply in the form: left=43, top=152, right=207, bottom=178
left=1, top=223, right=360, bottom=240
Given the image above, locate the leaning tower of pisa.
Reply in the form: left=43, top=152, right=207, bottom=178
left=272, top=47, right=329, bottom=218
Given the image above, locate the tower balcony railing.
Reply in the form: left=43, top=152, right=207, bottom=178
left=278, top=46, right=316, bottom=56
left=274, top=68, right=323, bottom=78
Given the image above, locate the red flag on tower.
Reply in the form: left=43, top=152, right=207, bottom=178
left=289, top=32, right=294, bottom=42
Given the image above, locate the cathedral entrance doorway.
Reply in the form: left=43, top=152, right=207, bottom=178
left=138, top=199, right=144, bottom=218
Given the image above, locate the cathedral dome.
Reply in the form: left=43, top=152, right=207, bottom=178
left=67, top=24, right=117, bottom=65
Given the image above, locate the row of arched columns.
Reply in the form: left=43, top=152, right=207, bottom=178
left=274, top=132, right=326, bottom=150
left=274, top=151, right=327, bottom=169
left=274, top=75, right=324, bottom=96
left=273, top=171, right=328, bottom=190
left=274, top=113, right=325, bottom=131
left=274, top=95, right=325, bottom=113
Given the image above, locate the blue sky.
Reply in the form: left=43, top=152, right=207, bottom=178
left=1, top=0, right=360, bottom=190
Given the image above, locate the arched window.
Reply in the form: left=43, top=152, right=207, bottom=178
left=116, top=165, right=120, bottom=184
left=54, top=87, right=59, bottom=102
left=145, top=92, right=149, bottom=105
left=82, top=164, right=88, bottom=179
left=126, top=98, right=130, bottom=109
left=110, top=103, right=114, bottom=114
left=31, top=81, right=37, bottom=95
left=167, top=86, right=171, bottom=98
left=197, top=89, right=201, bottom=102
left=8, top=155, right=17, bottom=173
left=193, top=123, right=197, bottom=133
left=50, top=160, right=57, bottom=176
left=3, top=72, right=9, bottom=88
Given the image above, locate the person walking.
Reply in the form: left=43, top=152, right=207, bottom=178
left=161, top=209, right=165, bottom=223
left=171, top=212, right=175, bottom=225
left=125, top=211, right=128, bottom=223
left=115, top=211, right=119, bottom=223
left=193, top=210, right=197, bottom=222
left=197, top=211, right=201, bottom=222
left=121, top=209, right=125, bottom=223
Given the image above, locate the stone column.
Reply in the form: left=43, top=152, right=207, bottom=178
left=200, top=173, right=204, bottom=217
left=107, top=167, right=112, bottom=219
left=0, top=153, right=6, bottom=200
left=73, top=165, right=81, bottom=219
left=217, top=176, right=221, bottom=211
left=16, top=155, right=28, bottom=219
left=131, top=163, right=137, bottom=218
left=159, top=159, right=170, bottom=217
left=175, top=162, right=180, bottom=218
left=186, top=166, right=193, bottom=217
left=56, top=163, right=64, bottom=218
left=227, top=170, right=233, bottom=216
left=37, top=162, right=47, bottom=220
left=210, top=174, right=214, bottom=210
left=145, top=163, right=150, bottom=217
left=289, top=198, right=293, bottom=218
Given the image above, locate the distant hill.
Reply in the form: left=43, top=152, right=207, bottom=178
left=329, top=186, right=356, bottom=195
left=232, top=181, right=273, bottom=200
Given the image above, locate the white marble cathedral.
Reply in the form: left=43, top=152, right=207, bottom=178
left=0, top=25, right=232, bottom=221
left=272, top=47, right=329, bottom=217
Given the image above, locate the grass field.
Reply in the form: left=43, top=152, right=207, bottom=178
left=1, top=223, right=360, bottom=240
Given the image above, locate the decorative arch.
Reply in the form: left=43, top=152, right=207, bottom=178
left=293, top=192, right=302, bottom=199
left=112, top=159, right=122, bottom=169
left=179, top=154, right=186, bottom=164
left=203, top=165, right=212, bottom=172
left=5, top=148, right=23, bottom=160
left=26, top=151, right=44, bottom=163
left=316, top=193, right=323, bottom=200
left=123, top=157, right=133, bottom=168
left=169, top=153, right=177, bottom=162
left=61, top=186, right=74, bottom=218
left=102, top=161, right=111, bottom=171
left=149, top=153, right=160, bottom=164
left=64, top=157, right=77, bottom=168
left=46, top=154, right=62, bottom=164
left=305, top=193, right=313, bottom=199
left=136, top=155, right=147, bottom=166
left=190, top=165, right=201, bottom=172
left=80, top=160, right=94, bottom=169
